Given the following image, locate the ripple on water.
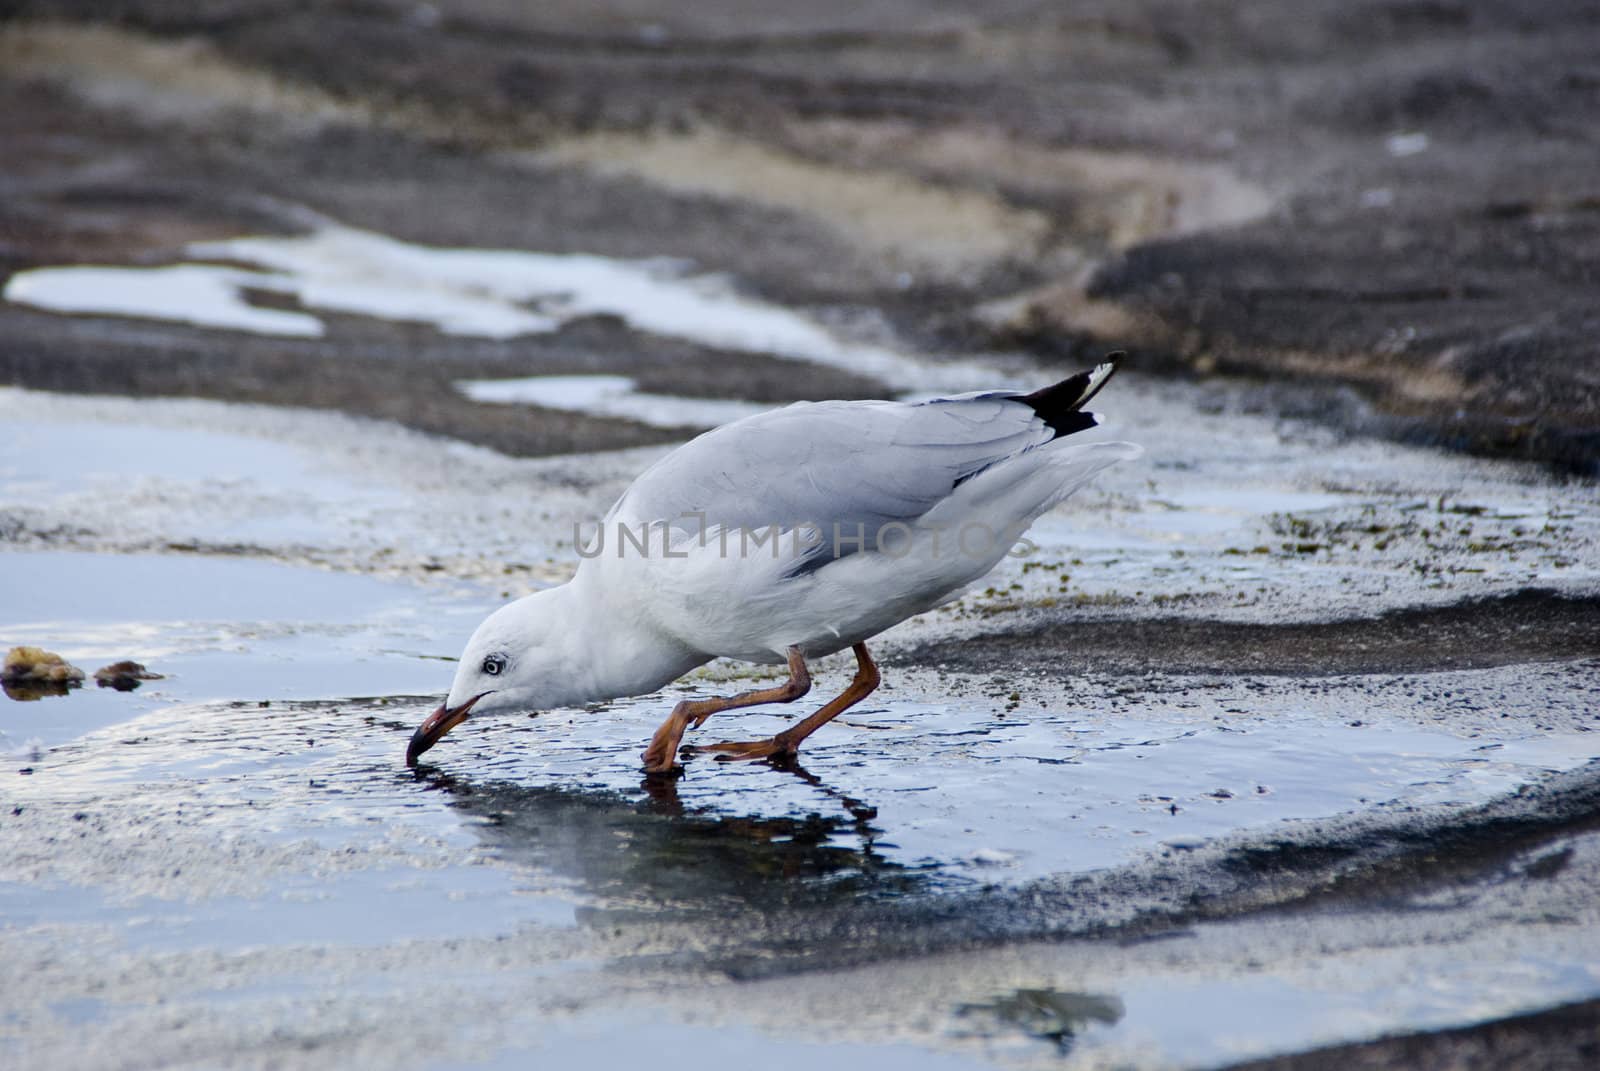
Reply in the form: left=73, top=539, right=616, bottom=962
left=10, top=665, right=1591, bottom=957
left=1, top=551, right=488, bottom=750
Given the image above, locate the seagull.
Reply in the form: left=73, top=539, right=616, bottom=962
left=407, top=354, right=1140, bottom=774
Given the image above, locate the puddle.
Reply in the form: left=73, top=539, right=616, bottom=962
left=0, top=408, right=415, bottom=547
left=2, top=263, right=324, bottom=336
left=5, top=682, right=1594, bottom=1068
left=451, top=1013, right=1000, bottom=1071
left=0, top=864, right=571, bottom=951
left=4, top=222, right=943, bottom=387
left=0, top=387, right=445, bottom=558
left=457, top=374, right=774, bottom=429
left=1051, top=929, right=1600, bottom=1069
left=1, top=551, right=486, bottom=750
left=402, top=689, right=1595, bottom=888
left=0, top=386, right=632, bottom=579
left=10, top=661, right=1590, bottom=927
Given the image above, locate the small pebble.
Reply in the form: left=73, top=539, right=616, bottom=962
left=94, top=660, right=164, bottom=692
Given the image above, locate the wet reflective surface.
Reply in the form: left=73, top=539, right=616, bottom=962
left=433, top=768, right=929, bottom=923
left=3, top=245, right=1599, bottom=1069
left=5, top=223, right=934, bottom=386
left=954, top=989, right=1126, bottom=1054
left=2, top=551, right=488, bottom=751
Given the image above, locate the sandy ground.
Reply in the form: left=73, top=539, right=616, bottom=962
left=2, top=3, right=1599, bottom=1069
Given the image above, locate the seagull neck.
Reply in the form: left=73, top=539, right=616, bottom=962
left=551, top=571, right=706, bottom=705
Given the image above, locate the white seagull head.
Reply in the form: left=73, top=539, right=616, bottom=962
left=406, top=594, right=565, bottom=766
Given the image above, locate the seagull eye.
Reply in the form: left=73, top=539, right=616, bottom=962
left=481, top=654, right=506, bottom=677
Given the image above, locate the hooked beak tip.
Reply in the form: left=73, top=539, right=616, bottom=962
left=405, top=693, right=485, bottom=767
left=404, top=730, right=431, bottom=768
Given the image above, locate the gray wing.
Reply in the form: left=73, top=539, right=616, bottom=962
left=610, top=392, right=1059, bottom=570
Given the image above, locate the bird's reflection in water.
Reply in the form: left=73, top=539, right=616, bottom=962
left=415, top=759, right=933, bottom=919
left=954, top=988, right=1125, bottom=1054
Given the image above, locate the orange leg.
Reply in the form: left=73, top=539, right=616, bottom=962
left=696, top=642, right=880, bottom=764
left=641, top=647, right=811, bottom=773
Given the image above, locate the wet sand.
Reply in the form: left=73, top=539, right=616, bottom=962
left=3, top=4, right=1600, bottom=1069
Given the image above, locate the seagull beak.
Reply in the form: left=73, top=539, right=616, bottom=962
left=406, top=692, right=488, bottom=767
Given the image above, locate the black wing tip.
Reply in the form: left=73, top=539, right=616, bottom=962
left=1020, top=351, right=1126, bottom=438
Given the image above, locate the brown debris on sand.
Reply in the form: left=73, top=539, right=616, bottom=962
left=2, top=646, right=86, bottom=701
left=94, top=660, right=164, bottom=692
left=2, top=646, right=85, bottom=685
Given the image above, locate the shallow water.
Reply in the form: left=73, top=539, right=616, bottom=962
left=2, top=413, right=413, bottom=547
left=6, top=541, right=1591, bottom=953
left=3, top=222, right=948, bottom=387
left=457, top=373, right=775, bottom=429
left=449, top=1016, right=1002, bottom=1071
left=8, top=642, right=1595, bottom=1068
left=2, top=551, right=486, bottom=752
